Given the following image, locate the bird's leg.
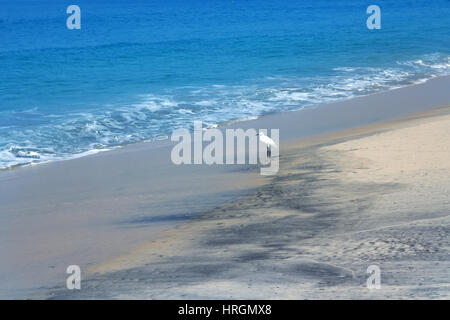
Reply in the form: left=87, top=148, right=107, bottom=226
left=267, top=145, right=271, bottom=158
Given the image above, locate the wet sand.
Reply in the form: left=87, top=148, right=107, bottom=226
left=1, top=76, right=450, bottom=299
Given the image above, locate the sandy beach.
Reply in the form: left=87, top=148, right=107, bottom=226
left=1, top=76, right=450, bottom=299
left=45, top=105, right=450, bottom=299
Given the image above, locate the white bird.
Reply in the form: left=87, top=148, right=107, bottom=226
left=256, top=132, right=277, bottom=158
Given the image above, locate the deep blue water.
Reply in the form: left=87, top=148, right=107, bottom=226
left=0, top=0, right=449, bottom=168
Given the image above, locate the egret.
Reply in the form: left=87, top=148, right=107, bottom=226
left=256, top=132, right=277, bottom=158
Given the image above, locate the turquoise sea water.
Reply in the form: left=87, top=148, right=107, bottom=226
left=0, top=0, right=449, bottom=169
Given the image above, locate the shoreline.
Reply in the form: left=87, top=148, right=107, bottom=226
left=1, top=76, right=450, bottom=299
left=2, top=74, right=449, bottom=173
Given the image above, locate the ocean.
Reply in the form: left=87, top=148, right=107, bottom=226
left=0, top=0, right=449, bottom=169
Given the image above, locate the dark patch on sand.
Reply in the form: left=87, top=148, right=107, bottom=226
left=124, top=213, right=192, bottom=224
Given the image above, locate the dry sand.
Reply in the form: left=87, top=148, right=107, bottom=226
left=47, top=106, right=450, bottom=299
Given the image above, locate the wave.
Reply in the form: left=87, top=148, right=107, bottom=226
left=1, top=53, right=449, bottom=170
